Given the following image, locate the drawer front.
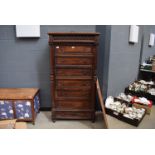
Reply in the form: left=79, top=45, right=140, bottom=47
left=56, top=90, right=91, bottom=98
left=55, top=46, right=92, bottom=54
left=56, top=100, right=91, bottom=109
left=54, top=111, right=92, bottom=120
left=56, top=80, right=92, bottom=88
left=56, top=57, right=93, bottom=65
left=56, top=68, right=92, bottom=76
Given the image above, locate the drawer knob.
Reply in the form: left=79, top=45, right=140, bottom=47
left=71, top=46, right=75, bottom=49
left=56, top=46, right=59, bottom=49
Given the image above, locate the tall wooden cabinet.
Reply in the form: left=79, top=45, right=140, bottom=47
left=48, top=32, right=99, bottom=122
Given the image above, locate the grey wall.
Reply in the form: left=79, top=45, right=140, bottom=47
left=0, top=25, right=96, bottom=108
left=141, top=25, right=155, bottom=62
left=107, top=25, right=143, bottom=96
left=102, top=25, right=155, bottom=97
left=1, top=25, right=155, bottom=108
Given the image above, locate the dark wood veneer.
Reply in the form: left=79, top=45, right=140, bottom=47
left=48, top=32, right=99, bottom=122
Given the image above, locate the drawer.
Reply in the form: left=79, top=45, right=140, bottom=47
left=55, top=100, right=91, bottom=109
left=56, top=68, right=92, bottom=76
left=55, top=46, right=92, bottom=54
left=54, top=111, right=92, bottom=120
left=56, top=86, right=91, bottom=91
left=55, top=57, right=93, bottom=65
left=56, top=80, right=92, bottom=88
left=56, top=90, right=91, bottom=98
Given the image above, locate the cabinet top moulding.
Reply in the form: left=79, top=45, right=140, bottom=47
left=48, top=32, right=100, bottom=45
left=48, top=32, right=100, bottom=35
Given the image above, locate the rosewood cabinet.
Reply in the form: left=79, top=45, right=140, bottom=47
left=48, top=32, right=99, bottom=122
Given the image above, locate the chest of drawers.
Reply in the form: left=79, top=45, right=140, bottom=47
left=48, top=32, right=99, bottom=122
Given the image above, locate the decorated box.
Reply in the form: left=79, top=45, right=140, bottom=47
left=0, top=88, right=40, bottom=124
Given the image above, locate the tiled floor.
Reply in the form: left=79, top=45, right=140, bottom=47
left=27, top=106, right=155, bottom=129
left=27, top=112, right=105, bottom=129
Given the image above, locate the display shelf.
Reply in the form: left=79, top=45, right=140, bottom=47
left=139, top=69, right=155, bottom=81
left=125, top=88, right=155, bottom=104
left=105, top=98, right=145, bottom=126
left=140, top=69, right=155, bottom=73
left=106, top=108, right=145, bottom=127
